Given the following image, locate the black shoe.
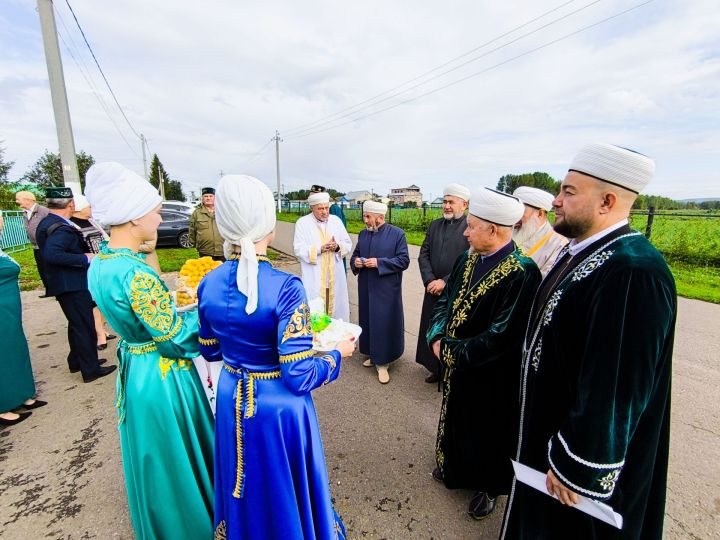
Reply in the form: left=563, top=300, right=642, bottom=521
left=431, top=467, right=444, bottom=483
left=70, top=358, right=107, bottom=373
left=425, top=373, right=440, bottom=384
left=106, top=334, right=117, bottom=341
left=468, top=491, right=496, bottom=520
left=38, top=293, right=50, bottom=298
left=97, top=343, right=108, bottom=351
left=83, top=364, right=117, bottom=383
left=0, top=411, right=32, bottom=426
left=20, top=399, right=48, bottom=410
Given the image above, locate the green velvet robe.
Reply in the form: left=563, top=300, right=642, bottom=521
left=501, top=231, right=676, bottom=540
left=427, top=243, right=541, bottom=494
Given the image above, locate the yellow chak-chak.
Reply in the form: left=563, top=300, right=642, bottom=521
left=176, top=256, right=222, bottom=306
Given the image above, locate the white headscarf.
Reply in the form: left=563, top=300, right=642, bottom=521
left=468, top=188, right=525, bottom=226
left=215, top=175, right=276, bottom=314
left=363, top=200, right=388, bottom=215
left=307, top=192, right=330, bottom=206
left=85, top=162, right=162, bottom=226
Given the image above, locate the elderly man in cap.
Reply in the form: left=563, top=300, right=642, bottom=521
left=350, top=200, right=410, bottom=384
left=512, top=186, right=568, bottom=276
left=500, top=144, right=677, bottom=540
left=293, top=188, right=352, bottom=321
left=36, top=187, right=116, bottom=383
left=416, top=183, right=471, bottom=384
left=15, top=190, right=51, bottom=297
left=427, top=188, right=541, bottom=519
left=189, top=187, right=224, bottom=260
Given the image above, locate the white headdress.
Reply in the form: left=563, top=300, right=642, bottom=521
left=215, top=175, right=276, bottom=314
left=569, top=143, right=655, bottom=194
left=468, top=188, right=524, bottom=226
left=443, top=183, right=471, bottom=202
left=85, top=162, right=162, bottom=226
left=513, top=186, right=555, bottom=211
left=363, top=200, right=388, bottom=215
left=307, top=192, right=330, bottom=206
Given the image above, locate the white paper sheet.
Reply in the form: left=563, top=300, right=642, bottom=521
left=511, top=460, right=623, bottom=529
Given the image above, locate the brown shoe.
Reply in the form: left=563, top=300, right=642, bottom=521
left=425, top=373, right=440, bottom=384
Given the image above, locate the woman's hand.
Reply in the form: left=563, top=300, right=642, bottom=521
left=335, top=338, right=357, bottom=358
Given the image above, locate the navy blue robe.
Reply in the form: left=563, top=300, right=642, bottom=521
left=350, top=223, right=410, bottom=365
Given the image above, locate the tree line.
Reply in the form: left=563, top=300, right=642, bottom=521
left=0, top=144, right=185, bottom=209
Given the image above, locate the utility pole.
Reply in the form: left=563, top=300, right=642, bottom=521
left=37, top=0, right=81, bottom=195
left=158, top=168, right=166, bottom=200
left=141, top=133, right=148, bottom=180
left=273, top=130, right=283, bottom=212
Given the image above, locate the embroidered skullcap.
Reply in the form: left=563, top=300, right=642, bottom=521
left=215, top=175, right=276, bottom=315
left=73, top=194, right=90, bottom=211
left=310, top=184, right=326, bottom=193
left=363, top=200, right=388, bottom=215
left=45, top=186, right=73, bottom=199
left=468, top=188, right=524, bottom=227
left=513, top=186, right=555, bottom=211
left=569, top=143, right=655, bottom=194
left=307, top=192, right=330, bottom=206
left=85, top=162, right=162, bottom=226
left=201, top=187, right=215, bottom=195
left=443, top=183, right=471, bottom=202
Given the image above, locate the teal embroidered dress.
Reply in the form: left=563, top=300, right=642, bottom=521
left=88, top=245, right=214, bottom=540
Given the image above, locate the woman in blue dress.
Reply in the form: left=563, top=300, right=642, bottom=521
left=198, top=175, right=354, bottom=540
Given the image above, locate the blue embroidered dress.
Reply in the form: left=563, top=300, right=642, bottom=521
left=88, top=245, right=214, bottom=540
left=198, top=255, right=346, bottom=540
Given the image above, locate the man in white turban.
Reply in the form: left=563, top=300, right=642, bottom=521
left=501, top=144, right=677, bottom=540
left=427, top=187, right=541, bottom=520
left=416, top=183, right=471, bottom=384
left=350, top=200, right=410, bottom=384
left=293, top=189, right=352, bottom=321
left=512, top=186, right=568, bottom=276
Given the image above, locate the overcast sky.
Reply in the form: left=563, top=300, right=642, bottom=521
left=1, top=0, right=718, bottom=200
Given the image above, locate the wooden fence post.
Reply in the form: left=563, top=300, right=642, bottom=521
left=645, top=206, right=655, bottom=239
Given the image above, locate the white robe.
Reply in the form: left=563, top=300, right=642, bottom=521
left=293, top=214, right=352, bottom=321
left=515, top=220, right=568, bottom=277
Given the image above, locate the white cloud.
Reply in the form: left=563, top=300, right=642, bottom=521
left=1, top=0, right=718, bottom=199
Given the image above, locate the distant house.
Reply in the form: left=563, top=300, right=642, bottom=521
left=344, top=190, right=374, bottom=206
left=388, top=184, right=423, bottom=207
left=430, top=196, right=444, bottom=207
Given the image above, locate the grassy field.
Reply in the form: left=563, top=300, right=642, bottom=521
left=277, top=210, right=720, bottom=303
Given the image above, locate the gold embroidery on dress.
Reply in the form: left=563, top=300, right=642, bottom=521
left=129, top=271, right=174, bottom=333
left=321, top=354, right=337, bottom=385
left=158, top=357, right=193, bottom=380
left=281, top=302, right=312, bottom=343
left=127, top=342, right=157, bottom=354
left=153, top=316, right=183, bottom=342
left=214, top=520, right=227, bottom=540
left=199, top=336, right=219, bottom=346
left=279, top=349, right=314, bottom=363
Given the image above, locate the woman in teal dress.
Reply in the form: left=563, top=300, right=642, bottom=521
left=0, top=213, right=48, bottom=426
left=199, top=175, right=354, bottom=540
left=85, top=163, right=214, bottom=539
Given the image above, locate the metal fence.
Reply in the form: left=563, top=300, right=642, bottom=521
left=0, top=211, right=30, bottom=253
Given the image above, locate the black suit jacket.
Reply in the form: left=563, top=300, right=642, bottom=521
left=36, top=213, right=90, bottom=296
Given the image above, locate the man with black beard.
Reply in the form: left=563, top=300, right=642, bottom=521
left=416, top=183, right=471, bottom=384
left=512, top=186, right=568, bottom=276
left=501, top=143, right=676, bottom=540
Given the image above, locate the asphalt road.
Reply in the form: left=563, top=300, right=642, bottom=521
left=0, top=221, right=717, bottom=539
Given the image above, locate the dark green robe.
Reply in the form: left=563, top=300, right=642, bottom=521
left=427, top=243, right=541, bottom=494
left=501, top=230, right=676, bottom=540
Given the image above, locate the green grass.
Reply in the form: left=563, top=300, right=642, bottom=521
left=666, top=259, right=720, bottom=304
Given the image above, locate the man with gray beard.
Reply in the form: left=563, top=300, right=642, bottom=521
left=512, top=186, right=568, bottom=276
left=416, top=183, right=471, bottom=384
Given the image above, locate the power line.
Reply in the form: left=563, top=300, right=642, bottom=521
left=285, top=0, right=604, bottom=139
left=63, top=0, right=141, bottom=139
left=54, top=8, right=140, bottom=159
left=287, top=0, right=655, bottom=141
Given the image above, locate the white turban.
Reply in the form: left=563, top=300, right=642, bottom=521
left=363, top=200, right=388, bottom=215
left=85, top=162, right=162, bottom=226
left=469, top=188, right=524, bottom=226
left=215, top=175, right=276, bottom=314
left=569, top=142, right=655, bottom=194
left=307, top=192, right=330, bottom=206
left=513, top=186, right=555, bottom=211
left=73, top=194, right=90, bottom=212
left=443, top=183, right=471, bottom=202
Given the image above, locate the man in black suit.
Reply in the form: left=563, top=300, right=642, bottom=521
left=36, top=186, right=116, bottom=383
